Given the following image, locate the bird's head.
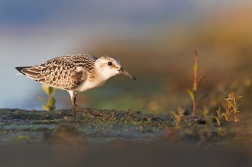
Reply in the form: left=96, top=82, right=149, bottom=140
left=95, top=56, right=136, bottom=81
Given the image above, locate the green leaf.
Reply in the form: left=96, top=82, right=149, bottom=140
left=197, top=94, right=208, bottom=105
left=224, top=97, right=232, bottom=101
left=213, top=116, right=221, bottom=126
left=36, top=96, right=45, bottom=102
left=49, top=87, right=57, bottom=95
left=51, top=87, right=57, bottom=96
left=186, top=89, right=195, bottom=101
left=226, top=100, right=234, bottom=108
left=237, top=96, right=242, bottom=99
left=197, top=75, right=206, bottom=87
left=47, top=97, right=55, bottom=108
left=43, top=104, right=51, bottom=111
left=42, top=84, right=50, bottom=95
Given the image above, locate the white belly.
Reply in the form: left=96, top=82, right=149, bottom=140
left=74, top=79, right=107, bottom=92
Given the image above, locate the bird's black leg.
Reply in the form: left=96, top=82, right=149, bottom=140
left=71, top=91, right=77, bottom=117
left=69, top=91, right=102, bottom=117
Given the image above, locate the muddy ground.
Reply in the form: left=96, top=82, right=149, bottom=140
left=0, top=108, right=252, bottom=167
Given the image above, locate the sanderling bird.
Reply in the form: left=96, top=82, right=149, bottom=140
left=15, top=54, right=136, bottom=116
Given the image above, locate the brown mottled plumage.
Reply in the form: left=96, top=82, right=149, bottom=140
left=17, top=54, right=96, bottom=89
left=15, top=54, right=136, bottom=116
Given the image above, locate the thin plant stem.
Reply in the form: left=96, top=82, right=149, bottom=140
left=192, top=50, right=198, bottom=115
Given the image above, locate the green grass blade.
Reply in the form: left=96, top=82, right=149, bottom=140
left=197, top=75, right=206, bottom=87
left=237, top=96, right=242, bottom=99
left=220, top=113, right=229, bottom=121
left=213, top=116, right=221, bottom=126
left=36, top=96, right=45, bottom=102
left=197, top=94, right=208, bottom=105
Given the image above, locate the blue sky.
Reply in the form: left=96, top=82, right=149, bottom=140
left=0, top=1, right=190, bottom=25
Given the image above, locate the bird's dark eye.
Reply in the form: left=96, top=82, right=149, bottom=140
left=108, top=62, right=113, bottom=66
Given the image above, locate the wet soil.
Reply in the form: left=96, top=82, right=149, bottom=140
left=0, top=108, right=252, bottom=167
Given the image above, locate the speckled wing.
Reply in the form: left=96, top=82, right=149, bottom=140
left=16, top=54, right=97, bottom=90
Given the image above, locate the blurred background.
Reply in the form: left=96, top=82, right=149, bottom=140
left=1, top=0, right=252, bottom=113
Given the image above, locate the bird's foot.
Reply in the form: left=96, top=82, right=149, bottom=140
left=73, top=105, right=102, bottom=117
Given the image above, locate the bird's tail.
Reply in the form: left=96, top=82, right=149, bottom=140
left=15, top=66, right=31, bottom=75
left=15, top=66, right=44, bottom=82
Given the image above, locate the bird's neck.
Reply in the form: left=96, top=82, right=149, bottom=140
left=94, top=64, right=115, bottom=81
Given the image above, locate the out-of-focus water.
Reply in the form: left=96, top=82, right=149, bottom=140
left=0, top=29, right=74, bottom=109
left=0, top=0, right=251, bottom=110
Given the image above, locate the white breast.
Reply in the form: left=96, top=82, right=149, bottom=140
left=74, top=75, right=107, bottom=92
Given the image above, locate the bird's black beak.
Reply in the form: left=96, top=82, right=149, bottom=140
left=118, top=67, right=136, bottom=80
